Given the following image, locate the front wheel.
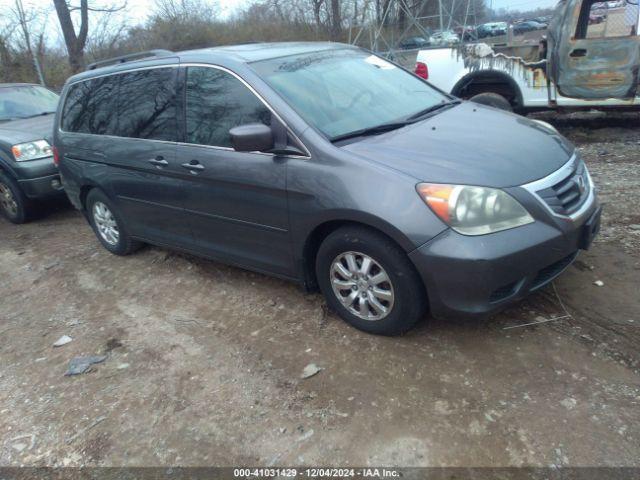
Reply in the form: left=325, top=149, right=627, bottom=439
left=0, top=171, right=32, bottom=224
left=316, top=226, right=427, bottom=336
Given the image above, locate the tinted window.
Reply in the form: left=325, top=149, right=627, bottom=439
left=185, top=67, right=271, bottom=148
left=117, top=68, right=178, bottom=141
left=61, top=77, right=118, bottom=134
left=61, top=81, right=92, bottom=133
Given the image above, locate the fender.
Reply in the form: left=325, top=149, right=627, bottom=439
left=294, top=208, right=443, bottom=290
left=302, top=209, right=421, bottom=254
left=0, top=151, right=18, bottom=178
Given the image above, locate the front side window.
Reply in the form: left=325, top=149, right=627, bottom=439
left=0, top=85, right=58, bottom=122
left=185, top=67, right=271, bottom=148
left=251, top=49, right=447, bottom=140
left=117, top=68, right=178, bottom=141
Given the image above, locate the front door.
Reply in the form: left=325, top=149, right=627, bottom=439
left=177, top=65, right=295, bottom=277
left=547, top=0, right=640, bottom=99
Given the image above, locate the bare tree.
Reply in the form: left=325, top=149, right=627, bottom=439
left=15, top=0, right=45, bottom=85
left=153, top=0, right=217, bottom=22
left=311, top=0, right=325, bottom=29
left=86, top=12, right=127, bottom=59
left=53, top=0, right=126, bottom=73
left=53, top=0, right=88, bottom=72
left=329, top=0, right=342, bottom=39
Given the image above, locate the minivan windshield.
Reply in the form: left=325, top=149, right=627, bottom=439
left=251, top=49, right=449, bottom=140
left=0, top=85, right=59, bottom=122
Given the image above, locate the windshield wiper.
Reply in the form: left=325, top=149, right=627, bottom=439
left=330, top=121, right=410, bottom=143
left=406, top=99, right=461, bottom=121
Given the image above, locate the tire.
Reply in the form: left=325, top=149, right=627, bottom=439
left=86, top=188, right=141, bottom=255
left=0, top=171, right=33, bottom=224
left=469, top=92, right=513, bottom=112
left=316, top=226, right=427, bottom=336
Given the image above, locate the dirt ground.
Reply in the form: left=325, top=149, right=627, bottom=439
left=1, top=112, right=639, bottom=468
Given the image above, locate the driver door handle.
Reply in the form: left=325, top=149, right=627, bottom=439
left=148, top=157, right=168, bottom=167
left=569, top=49, right=587, bottom=57
left=181, top=161, right=205, bottom=173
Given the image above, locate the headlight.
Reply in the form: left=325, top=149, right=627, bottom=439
left=416, top=183, right=534, bottom=235
left=11, top=140, right=53, bottom=161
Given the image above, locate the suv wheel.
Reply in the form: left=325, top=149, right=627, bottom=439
left=0, top=171, right=32, bottom=224
left=316, top=226, right=427, bottom=336
left=86, top=189, right=141, bottom=255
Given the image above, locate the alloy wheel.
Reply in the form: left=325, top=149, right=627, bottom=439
left=330, top=251, right=395, bottom=321
left=0, top=182, right=18, bottom=218
left=93, top=201, right=120, bottom=246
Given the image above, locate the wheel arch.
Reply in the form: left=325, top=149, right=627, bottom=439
left=78, top=181, right=105, bottom=211
left=451, top=70, right=524, bottom=111
left=0, top=153, right=18, bottom=179
left=299, top=215, right=424, bottom=293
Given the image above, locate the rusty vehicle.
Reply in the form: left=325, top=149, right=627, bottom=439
left=413, top=0, right=640, bottom=112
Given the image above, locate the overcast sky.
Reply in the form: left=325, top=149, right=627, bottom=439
left=1, top=0, right=560, bottom=22
left=0, top=0, right=246, bottom=23
left=0, top=0, right=559, bottom=48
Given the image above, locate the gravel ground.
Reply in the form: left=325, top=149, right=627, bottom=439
left=0, top=112, right=639, bottom=468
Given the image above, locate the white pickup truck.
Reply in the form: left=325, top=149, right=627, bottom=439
left=413, top=0, right=640, bottom=113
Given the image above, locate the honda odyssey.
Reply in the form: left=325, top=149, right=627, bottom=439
left=53, top=43, right=601, bottom=335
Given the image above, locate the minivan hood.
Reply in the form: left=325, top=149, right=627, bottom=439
left=341, top=102, right=574, bottom=188
left=0, top=114, right=55, bottom=145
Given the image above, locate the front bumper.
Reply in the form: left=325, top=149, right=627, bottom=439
left=409, top=198, right=601, bottom=318
left=10, top=155, right=64, bottom=199
left=18, top=173, right=64, bottom=199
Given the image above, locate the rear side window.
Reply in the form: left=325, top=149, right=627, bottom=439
left=117, top=68, right=178, bottom=141
left=61, top=77, right=118, bottom=135
left=61, top=81, right=90, bottom=133
left=185, top=67, right=271, bottom=148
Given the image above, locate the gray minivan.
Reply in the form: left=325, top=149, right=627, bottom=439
left=54, top=43, right=601, bottom=335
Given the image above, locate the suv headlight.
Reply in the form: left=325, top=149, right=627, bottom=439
left=11, top=140, right=53, bottom=161
left=417, top=183, right=534, bottom=235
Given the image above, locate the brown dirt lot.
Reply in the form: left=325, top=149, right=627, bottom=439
left=1, top=112, right=639, bottom=468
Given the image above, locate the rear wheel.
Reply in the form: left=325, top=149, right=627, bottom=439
left=0, top=171, right=32, bottom=224
left=469, top=92, right=513, bottom=112
left=316, top=226, right=427, bottom=336
left=86, top=189, right=141, bottom=255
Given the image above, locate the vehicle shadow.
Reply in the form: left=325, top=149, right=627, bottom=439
left=33, top=195, right=73, bottom=221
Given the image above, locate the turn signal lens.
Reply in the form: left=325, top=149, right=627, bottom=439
left=416, top=183, right=453, bottom=222
left=416, top=183, right=534, bottom=236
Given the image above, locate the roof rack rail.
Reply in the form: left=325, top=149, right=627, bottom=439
left=86, top=49, right=174, bottom=71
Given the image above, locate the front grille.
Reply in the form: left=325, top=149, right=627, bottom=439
left=530, top=252, right=578, bottom=291
left=536, top=161, right=590, bottom=216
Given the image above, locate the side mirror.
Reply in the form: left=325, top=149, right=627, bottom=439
left=229, top=123, right=274, bottom=152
